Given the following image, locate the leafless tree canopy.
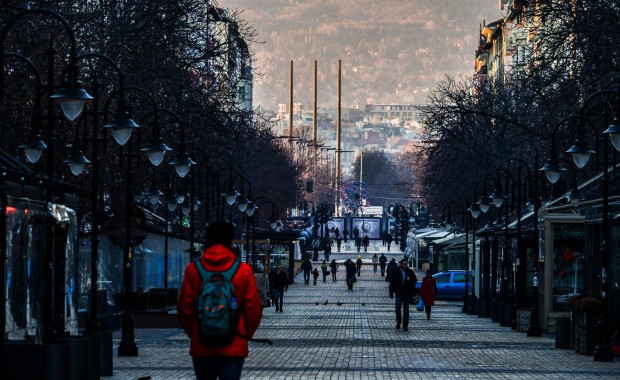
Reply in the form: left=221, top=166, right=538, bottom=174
left=414, top=0, right=620, bottom=216
left=1, top=1, right=298, bottom=233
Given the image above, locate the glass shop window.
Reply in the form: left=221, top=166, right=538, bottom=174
left=552, top=223, right=585, bottom=312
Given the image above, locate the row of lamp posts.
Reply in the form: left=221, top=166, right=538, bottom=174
left=449, top=85, right=619, bottom=362
left=0, top=8, right=286, bottom=378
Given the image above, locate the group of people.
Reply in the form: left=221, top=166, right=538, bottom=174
left=388, top=260, right=438, bottom=330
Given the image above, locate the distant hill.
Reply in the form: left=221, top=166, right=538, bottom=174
left=223, top=0, right=503, bottom=110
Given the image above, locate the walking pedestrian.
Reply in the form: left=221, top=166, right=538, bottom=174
left=389, top=259, right=418, bottom=331
left=321, top=260, right=329, bottom=282
left=268, top=266, right=289, bottom=312
left=324, top=239, right=331, bottom=261
left=419, top=269, right=438, bottom=320
left=355, top=236, right=361, bottom=252
left=329, top=259, right=339, bottom=282
left=379, top=253, right=387, bottom=277
left=362, top=235, right=369, bottom=252
left=312, top=238, right=320, bottom=261
left=343, top=227, right=349, bottom=242
left=345, top=258, right=357, bottom=291
left=356, top=255, right=363, bottom=276
left=386, top=233, right=393, bottom=251
left=385, top=258, right=397, bottom=283
left=381, top=230, right=387, bottom=246
left=353, top=226, right=360, bottom=240
left=312, top=268, right=319, bottom=285
left=336, top=235, right=342, bottom=252
left=254, top=269, right=271, bottom=311
left=302, top=257, right=312, bottom=285
left=177, top=221, right=262, bottom=380
left=372, top=253, right=378, bottom=273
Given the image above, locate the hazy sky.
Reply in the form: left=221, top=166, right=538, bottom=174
left=221, top=0, right=504, bottom=110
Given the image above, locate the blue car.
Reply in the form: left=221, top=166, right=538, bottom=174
left=415, top=270, right=474, bottom=300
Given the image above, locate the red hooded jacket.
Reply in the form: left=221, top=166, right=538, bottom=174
left=177, top=244, right=262, bottom=357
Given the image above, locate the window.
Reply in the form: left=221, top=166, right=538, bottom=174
left=453, top=273, right=466, bottom=283
left=435, top=274, right=451, bottom=284
left=552, top=223, right=584, bottom=311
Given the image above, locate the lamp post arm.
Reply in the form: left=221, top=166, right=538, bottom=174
left=0, top=9, right=77, bottom=104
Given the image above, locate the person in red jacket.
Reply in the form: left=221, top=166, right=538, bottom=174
left=419, top=269, right=438, bottom=320
left=177, top=221, right=262, bottom=380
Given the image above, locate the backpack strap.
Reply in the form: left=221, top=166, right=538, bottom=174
left=195, top=258, right=241, bottom=282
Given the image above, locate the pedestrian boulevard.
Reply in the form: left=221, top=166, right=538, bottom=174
left=107, top=241, right=619, bottom=379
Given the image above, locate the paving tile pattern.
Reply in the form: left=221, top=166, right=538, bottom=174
left=107, top=242, right=619, bottom=379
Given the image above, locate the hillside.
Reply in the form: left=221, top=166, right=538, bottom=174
left=223, top=0, right=503, bottom=110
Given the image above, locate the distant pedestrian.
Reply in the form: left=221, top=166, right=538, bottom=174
left=312, top=268, right=319, bottom=285
left=321, top=260, right=329, bottom=282
left=336, top=235, right=342, bottom=252
left=420, top=270, right=438, bottom=320
left=372, top=253, right=378, bottom=273
left=379, top=253, right=387, bottom=277
left=355, top=236, right=361, bottom=252
left=356, top=255, right=363, bottom=276
left=254, top=270, right=271, bottom=311
left=302, top=257, right=312, bottom=285
left=177, top=221, right=262, bottom=380
left=329, top=259, right=339, bottom=282
left=385, top=258, right=397, bottom=283
left=345, top=258, right=357, bottom=291
left=269, top=266, right=289, bottom=312
left=312, top=238, right=320, bottom=261
left=389, top=259, right=418, bottom=331
left=343, top=227, right=349, bottom=242
left=362, top=235, right=369, bottom=252
left=381, top=230, right=387, bottom=246
left=324, top=240, right=331, bottom=261
left=386, top=233, right=393, bottom=251
left=353, top=226, right=360, bottom=239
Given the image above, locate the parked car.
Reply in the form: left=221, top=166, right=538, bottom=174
left=415, top=270, right=474, bottom=300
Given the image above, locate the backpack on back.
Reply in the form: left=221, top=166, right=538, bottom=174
left=194, top=259, right=240, bottom=347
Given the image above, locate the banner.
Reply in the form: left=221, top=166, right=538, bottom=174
left=352, top=217, right=381, bottom=239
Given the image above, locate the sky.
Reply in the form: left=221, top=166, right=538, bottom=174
left=220, top=0, right=504, bottom=111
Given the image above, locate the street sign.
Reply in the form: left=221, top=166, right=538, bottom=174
left=360, top=206, right=383, bottom=215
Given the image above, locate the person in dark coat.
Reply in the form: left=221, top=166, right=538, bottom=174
left=386, top=233, right=393, bottom=251
left=329, top=259, right=339, bottom=282
left=323, top=239, right=331, bottom=261
left=343, top=228, right=349, bottom=242
left=389, top=259, right=418, bottom=330
left=362, top=235, right=370, bottom=252
left=355, top=236, right=361, bottom=252
left=302, top=257, right=312, bottom=285
left=353, top=226, right=360, bottom=239
left=379, top=253, right=388, bottom=277
left=385, top=258, right=398, bottom=283
left=419, top=269, right=438, bottom=320
left=345, top=258, right=357, bottom=290
left=268, top=266, right=289, bottom=312
left=336, top=235, right=342, bottom=252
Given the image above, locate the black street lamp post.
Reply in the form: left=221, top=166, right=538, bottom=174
left=60, top=52, right=135, bottom=335
left=107, top=87, right=183, bottom=357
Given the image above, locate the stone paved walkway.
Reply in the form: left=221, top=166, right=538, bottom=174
left=106, top=241, right=619, bottom=379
